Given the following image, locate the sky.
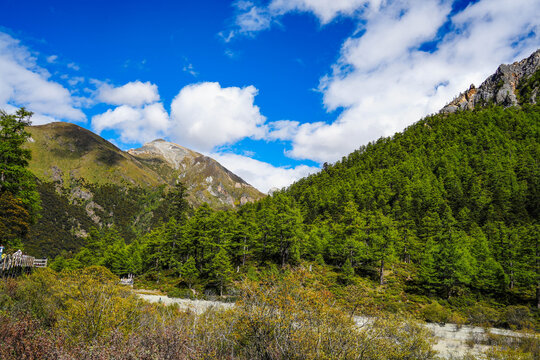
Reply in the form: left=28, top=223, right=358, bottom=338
left=1, top=0, right=539, bottom=193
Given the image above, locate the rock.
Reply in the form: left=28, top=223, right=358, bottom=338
left=441, top=49, right=540, bottom=113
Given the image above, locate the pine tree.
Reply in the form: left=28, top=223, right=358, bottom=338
left=180, top=256, right=199, bottom=289
left=167, top=181, right=190, bottom=224
left=210, top=248, right=233, bottom=296
left=341, top=258, right=355, bottom=284
left=0, top=108, right=40, bottom=249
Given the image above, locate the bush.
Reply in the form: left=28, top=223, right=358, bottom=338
left=421, top=301, right=452, bottom=324
left=0, top=267, right=440, bottom=359
left=466, top=304, right=500, bottom=327
left=501, top=305, right=533, bottom=329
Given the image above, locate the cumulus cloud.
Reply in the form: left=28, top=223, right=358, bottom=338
left=91, top=103, right=170, bottom=144
left=0, top=32, right=85, bottom=124
left=225, top=0, right=381, bottom=39
left=209, top=152, right=319, bottom=193
left=170, top=82, right=267, bottom=152
left=227, top=0, right=540, bottom=163
left=268, top=0, right=376, bottom=24
left=266, top=120, right=300, bottom=141
left=96, top=80, right=160, bottom=107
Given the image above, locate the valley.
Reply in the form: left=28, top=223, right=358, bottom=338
left=0, top=29, right=538, bottom=360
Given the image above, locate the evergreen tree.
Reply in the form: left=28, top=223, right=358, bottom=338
left=210, top=248, right=233, bottom=296
left=180, top=256, right=199, bottom=289
left=167, top=181, right=190, bottom=224
left=0, top=108, right=40, bottom=249
left=341, top=258, right=355, bottom=284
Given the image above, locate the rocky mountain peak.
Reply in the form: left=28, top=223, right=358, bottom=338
left=128, top=140, right=265, bottom=208
left=128, top=139, right=197, bottom=171
left=441, top=49, right=540, bottom=113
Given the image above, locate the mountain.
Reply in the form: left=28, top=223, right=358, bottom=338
left=441, top=49, right=540, bottom=113
left=48, top=50, right=539, bottom=318
left=26, top=122, right=165, bottom=188
left=23, top=122, right=264, bottom=257
left=128, top=139, right=263, bottom=208
left=26, top=122, right=264, bottom=208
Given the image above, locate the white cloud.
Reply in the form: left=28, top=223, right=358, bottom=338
left=170, top=82, right=266, bottom=152
left=236, top=6, right=272, bottom=34
left=68, top=76, right=85, bottom=87
left=209, top=152, right=319, bottom=193
left=91, top=103, right=170, bottom=144
left=46, top=55, right=58, bottom=63
left=96, top=80, right=160, bottom=107
left=266, top=120, right=300, bottom=141
left=228, top=0, right=540, bottom=163
left=226, top=0, right=382, bottom=39
left=0, top=32, right=85, bottom=124
left=183, top=63, right=198, bottom=77
left=268, top=0, right=377, bottom=24
left=67, top=62, right=80, bottom=71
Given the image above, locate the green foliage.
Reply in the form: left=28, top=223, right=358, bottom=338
left=517, top=69, right=540, bottom=104
left=210, top=248, right=234, bottom=296
left=180, top=256, right=198, bottom=288
left=421, top=301, right=452, bottom=324
left=340, top=258, right=355, bottom=284
left=55, top=104, right=540, bottom=325
left=167, top=181, right=191, bottom=223
left=0, top=108, right=40, bottom=250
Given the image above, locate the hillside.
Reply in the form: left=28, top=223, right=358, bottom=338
left=23, top=122, right=263, bottom=258
left=129, top=139, right=264, bottom=208
left=26, top=122, right=166, bottom=187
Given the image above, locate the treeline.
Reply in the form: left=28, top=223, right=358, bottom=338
left=55, top=105, right=539, bottom=307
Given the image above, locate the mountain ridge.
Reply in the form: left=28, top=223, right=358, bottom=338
left=441, top=49, right=540, bottom=113
left=128, top=139, right=263, bottom=207
left=26, top=122, right=264, bottom=208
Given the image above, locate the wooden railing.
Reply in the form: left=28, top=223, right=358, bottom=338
left=0, top=252, right=48, bottom=277
left=34, top=258, right=48, bottom=268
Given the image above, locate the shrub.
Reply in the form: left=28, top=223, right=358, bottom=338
left=501, top=305, right=533, bottom=330
left=466, top=304, right=500, bottom=327
left=421, top=301, right=452, bottom=324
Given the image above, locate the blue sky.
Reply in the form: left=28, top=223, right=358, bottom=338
left=1, top=0, right=539, bottom=192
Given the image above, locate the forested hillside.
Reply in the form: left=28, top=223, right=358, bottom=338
left=55, top=104, right=539, bottom=314
left=287, top=105, right=538, bottom=300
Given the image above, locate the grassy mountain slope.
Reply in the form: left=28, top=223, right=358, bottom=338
left=26, top=122, right=165, bottom=187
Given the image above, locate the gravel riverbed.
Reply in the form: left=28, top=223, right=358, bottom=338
left=136, top=292, right=537, bottom=358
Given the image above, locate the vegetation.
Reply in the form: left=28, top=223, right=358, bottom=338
left=0, top=267, right=441, bottom=359
left=2, top=100, right=539, bottom=356
left=47, top=104, right=539, bottom=330
left=0, top=108, right=40, bottom=251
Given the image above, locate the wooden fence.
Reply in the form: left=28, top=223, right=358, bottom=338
left=0, top=252, right=48, bottom=277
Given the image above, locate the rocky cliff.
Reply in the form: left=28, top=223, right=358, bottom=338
left=441, top=49, right=540, bottom=113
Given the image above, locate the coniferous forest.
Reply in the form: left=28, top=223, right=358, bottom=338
left=47, top=104, right=540, bottom=323
left=1, top=101, right=539, bottom=360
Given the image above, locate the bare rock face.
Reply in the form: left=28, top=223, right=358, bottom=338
left=128, top=139, right=194, bottom=170
left=128, top=139, right=265, bottom=208
left=441, top=49, right=540, bottom=113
